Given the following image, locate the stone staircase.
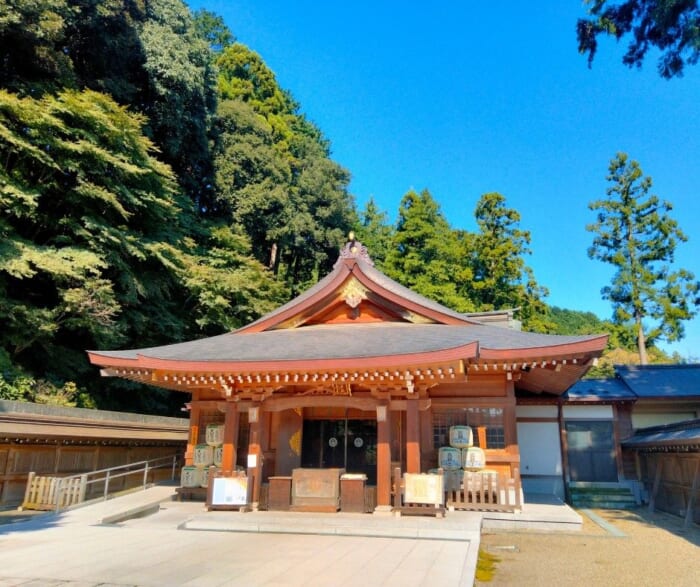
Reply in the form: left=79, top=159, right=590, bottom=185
left=568, top=484, right=639, bottom=509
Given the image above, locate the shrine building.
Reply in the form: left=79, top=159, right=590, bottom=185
left=88, top=238, right=608, bottom=511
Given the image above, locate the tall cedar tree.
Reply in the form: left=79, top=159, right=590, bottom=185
left=587, top=153, right=699, bottom=364
left=578, top=0, right=700, bottom=78
left=470, top=193, right=550, bottom=331
left=355, top=197, right=395, bottom=269
left=386, top=189, right=473, bottom=312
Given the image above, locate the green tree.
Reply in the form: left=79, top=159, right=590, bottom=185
left=578, top=0, right=700, bottom=78
left=587, top=153, right=699, bottom=364
left=469, top=193, right=550, bottom=331
left=0, top=88, right=188, bottom=381
left=214, top=42, right=354, bottom=295
left=386, top=189, right=473, bottom=312
left=355, top=197, right=395, bottom=269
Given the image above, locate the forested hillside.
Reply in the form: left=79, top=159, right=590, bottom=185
left=0, top=1, right=671, bottom=414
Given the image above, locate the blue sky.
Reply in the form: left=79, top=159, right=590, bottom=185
left=187, top=1, right=700, bottom=359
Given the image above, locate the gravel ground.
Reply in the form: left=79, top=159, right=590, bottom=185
left=478, top=508, right=700, bottom=586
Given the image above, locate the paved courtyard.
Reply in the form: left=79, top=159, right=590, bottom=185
left=0, top=490, right=478, bottom=586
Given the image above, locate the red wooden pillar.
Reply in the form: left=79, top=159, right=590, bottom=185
left=376, top=403, right=392, bottom=509
left=185, top=397, right=200, bottom=466
left=406, top=397, right=420, bottom=474
left=247, top=405, right=264, bottom=509
left=221, top=401, right=239, bottom=475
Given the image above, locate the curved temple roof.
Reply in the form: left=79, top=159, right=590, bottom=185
left=88, top=239, right=608, bottom=394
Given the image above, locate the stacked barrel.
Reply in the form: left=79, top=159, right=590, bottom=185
left=437, top=426, right=486, bottom=491
left=180, top=423, right=223, bottom=488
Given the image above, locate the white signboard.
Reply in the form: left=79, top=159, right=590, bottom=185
left=404, top=473, right=444, bottom=505
left=210, top=476, right=248, bottom=506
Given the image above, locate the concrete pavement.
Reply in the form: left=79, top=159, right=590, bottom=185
left=0, top=486, right=480, bottom=586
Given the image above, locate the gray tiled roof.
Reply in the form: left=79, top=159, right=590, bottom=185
left=91, top=323, right=601, bottom=363
left=564, top=378, right=636, bottom=402
left=623, top=418, right=700, bottom=449
left=241, top=257, right=479, bottom=331
left=616, top=365, right=700, bottom=399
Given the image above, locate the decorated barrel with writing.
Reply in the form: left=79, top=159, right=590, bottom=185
left=462, top=446, right=486, bottom=470
left=449, top=425, right=473, bottom=449
left=180, top=466, right=202, bottom=488
left=438, top=446, right=462, bottom=470
left=213, top=445, right=223, bottom=467
left=193, top=444, right=214, bottom=467
left=205, top=423, right=224, bottom=447
left=200, top=466, right=220, bottom=488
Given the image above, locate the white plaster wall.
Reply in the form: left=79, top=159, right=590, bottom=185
left=562, top=405, right=613, bottom=419
left=516, top=405, right=557, bottom=418
left=632, top=412, right=696, bottom=429
left=517, top=421, right=563, bottom=499
left=517, top=422, right=561, bottom=476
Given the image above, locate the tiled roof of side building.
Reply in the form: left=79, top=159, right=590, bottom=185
left=564, top=378, right=637, bottom=402
left=616, top=364, right=700, bottom=399
left=89, top=322, right=604, bottom=363
left=623, top=418, right=700, bottom=449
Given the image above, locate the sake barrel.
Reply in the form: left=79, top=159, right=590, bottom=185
left=213, top=445, right=223, bottom=467
left=449, top=425, right=473, bottom=449
left=180, top=466, right=201, bottom=488
left=438, top=446, right=462, bottom=470
left=462, top=446, right=486, bottom=470
left=200, top=466, right=220, bottom=488
left=442, top=469, right=462, bottom=492
left=193, top=444, right=214, bottom=467
left=205, top=423, right=224, bottom=447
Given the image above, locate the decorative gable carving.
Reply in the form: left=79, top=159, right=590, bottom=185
left=341, top=277, right=369, bottom=309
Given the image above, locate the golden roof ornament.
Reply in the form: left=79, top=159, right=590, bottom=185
left=339, top=232, right=374, bottom=265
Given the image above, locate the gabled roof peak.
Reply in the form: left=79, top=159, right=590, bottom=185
left=338, top=233, right=374, bottom=266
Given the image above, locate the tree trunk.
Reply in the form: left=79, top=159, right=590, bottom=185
left=636, top=316, right=649, bottom=365
left=268, top=243, right=279, bottom=274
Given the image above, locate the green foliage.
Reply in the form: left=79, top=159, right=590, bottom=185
left=587, top=153, right=700, bottom=363
left=355, top=198, right=395, bottom=269
left=578, top=0, right=700, bottom=78
left=180, top=224, right=285, bottom=335
left=214, top=43, right=355, bottom=295
left=193, top=8, right=234, bottom=53
left=386, top=189, right=474, bottom=312
left=468, top=193, right=551, bottom=331
left=0, top=88, right=192, bottom=400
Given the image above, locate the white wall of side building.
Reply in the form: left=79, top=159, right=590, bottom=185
left=516, top=405, right=563, bottom=498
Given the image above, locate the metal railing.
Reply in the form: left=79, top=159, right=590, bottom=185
left=22, top=454, right=180, bottom=512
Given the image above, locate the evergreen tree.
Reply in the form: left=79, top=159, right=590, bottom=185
left=577, top=0, right=700, bottom=78
left=469, top=193, right=550, bottom=331
left=355, top=197, right=394, bottom=269
left=587, top=153, right=699, bottom=364
left=386, top=189, right=473, bottom=312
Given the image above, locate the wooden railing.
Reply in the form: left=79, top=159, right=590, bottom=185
left=445, top=468, right=522, bottom=512
left=392, top=465, right=522, bottom=514
left=22, top=455, right=179, bottom=512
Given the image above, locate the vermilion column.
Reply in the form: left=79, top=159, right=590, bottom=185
left=376, top=404, right=392, bottom=509
left=406, top=397, right=421, bottom=473
left=247, top=405, right=264, bottom=508
left=185, top=399, right=200, bottom=466
left=221, top=401, right=239, bottom=475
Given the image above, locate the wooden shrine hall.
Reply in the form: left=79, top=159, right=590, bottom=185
left=88, top=237, right=607, bottom=512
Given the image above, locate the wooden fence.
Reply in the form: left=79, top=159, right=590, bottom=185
left=22, top=472, right=87, bottom=511
left=445, top=469, right=522, bottom=512
left=21, top=455, right=179, bottom=512
left=392, top=467, right=522, bottom=515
